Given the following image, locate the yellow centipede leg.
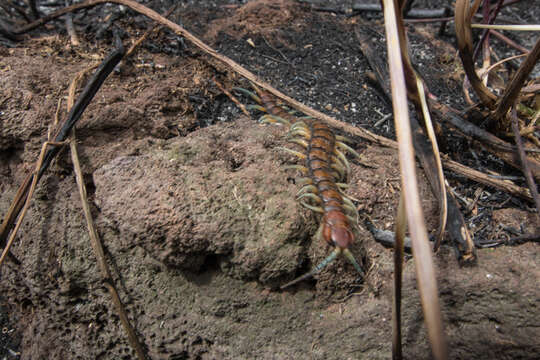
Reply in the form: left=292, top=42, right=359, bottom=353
left=297, top=185, right=318, bottom=196
left=290, top=121, right=308, bottom=130
left=246, top=104, right=267, bottom=112
left=283, top=165, right=309, bottom=174
left=297, top=177, right=314, bottom=186
left=288, top=128, right=311, bottom=139
left=336, top=141, right=361, bottom=159
left=335, top=135, right=354, bottom=144
left=289, top=138, right=309, bottom=148
left=334, top=149, right=351, bottom=175
left=330, top=162, right=346, bottom=181
left=278, top=147, right=307, bottom=160
left=342, top=196, right=357, bottom=212
left=299, top=201, right=324, bottom=213
left=260, top=114, right=291, bottom=126
left=297, top=193, right=322, bottom=204
left=233, top=87, right=262, bottom=103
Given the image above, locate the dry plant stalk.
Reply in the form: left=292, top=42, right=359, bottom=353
left=70, top=132, right=147, bottom=360
left=381, top=0, right=448, bottom=359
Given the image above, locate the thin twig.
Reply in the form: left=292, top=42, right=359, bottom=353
left=510, top=107, right=540, bottom=213
left=489, top=29, right=529, bottom=54
left=125, top=4, right=177, bottom=58
left=69, top=131, right=147, bottom=360
left=214, top=78, right=250, bottom=116
left=472, top=0, right=504, bottom=60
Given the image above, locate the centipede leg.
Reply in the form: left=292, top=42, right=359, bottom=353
left=297, top=192, right=322, bottom=204
left=278, top=147, right=307, bottom=160
left=334, top=149, right=351, bottom=175
left=297, top=185, right=318, bottom=196
left=290, top=121, right=309, bottom=130
left=259, top=114, right=291, bottom=127
left=335, top=135, right=354, bottom=143
left=299, top=201, right=324, bottom=213
left=297, top=177, right=314, bottom=186
left=284, top=165, right=309, bottom=174
left=330, top=163, right=346, bottom=182
left=342, top=197, right=357, bottom=214
left=246, top=104, right=267, bottom=112
left=288, top=138, right=309, bottom=148
left=233, top=87, right=262, bottom=103
left=288, top=128, right=311, bottom=139
left=336, top=141, right=362, bottom=159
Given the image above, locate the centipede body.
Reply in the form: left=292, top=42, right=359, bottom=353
left=234, top=85, right=365, bottom=288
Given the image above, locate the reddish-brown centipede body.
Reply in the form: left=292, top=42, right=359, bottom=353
left=234, top=85, right=365, bottom=288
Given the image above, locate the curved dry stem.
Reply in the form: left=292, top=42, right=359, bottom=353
left=415, top=76, right=447, bottom=251
left=455, top=0, right=498, bottom=108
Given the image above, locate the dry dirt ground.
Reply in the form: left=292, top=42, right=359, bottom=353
left=0, top=0, right=539, bottom=359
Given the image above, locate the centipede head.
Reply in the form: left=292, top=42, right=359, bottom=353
left=322, top=211, right=365, bottom=277
left=322, top=210, right=354, bottom=249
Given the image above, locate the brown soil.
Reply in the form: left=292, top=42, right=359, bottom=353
left=1, top=1, right=539, bottom=359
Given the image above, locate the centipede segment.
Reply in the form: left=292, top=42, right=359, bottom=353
left=234, top=85, right=365, bottom=289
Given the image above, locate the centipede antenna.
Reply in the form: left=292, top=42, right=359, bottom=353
left=342, top=248, right=364, bottom=277
left=232, top=87, right=262, bottom=103
left=281, top=248, right=341, bottom=289
left=335, top=182, right=349, bottom=189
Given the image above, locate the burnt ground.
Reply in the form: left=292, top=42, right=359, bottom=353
left=0, top=0, right=539, bottom=359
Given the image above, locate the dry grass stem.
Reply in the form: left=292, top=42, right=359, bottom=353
left=471, top=24, right=540, bottom=31
left=382, top=0, right=448, bottom=358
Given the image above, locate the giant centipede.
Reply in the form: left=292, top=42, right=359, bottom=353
left=234, top=85, right=365, bottom=289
